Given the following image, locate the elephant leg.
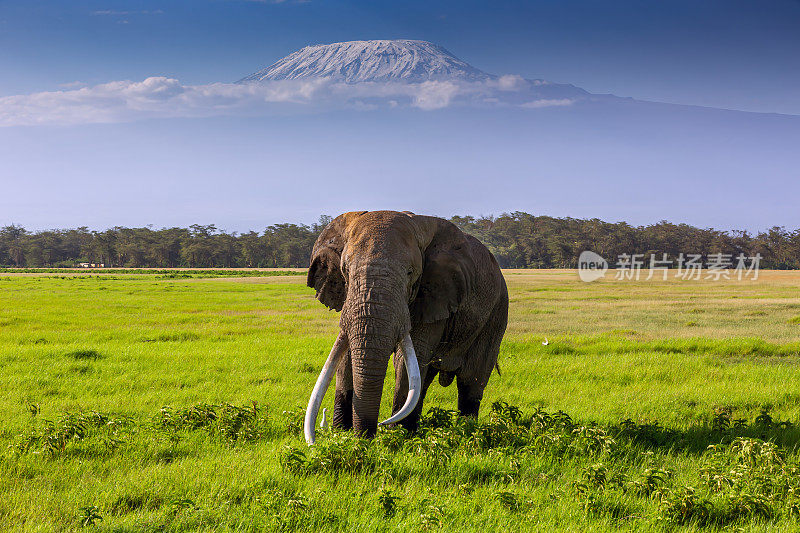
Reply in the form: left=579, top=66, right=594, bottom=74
left=456, top=376, right=483, bottom=417
left=456, top=299, right=508, bottom=418
left=332, top=349, right=353, bottom=430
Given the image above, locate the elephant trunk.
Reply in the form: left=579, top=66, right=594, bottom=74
left=347, top=316, right=398, bottom=437
left=343, top=267, right=416, bottom=436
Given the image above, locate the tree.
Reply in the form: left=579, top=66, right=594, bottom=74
left=0, top=215, right=797, bottom=270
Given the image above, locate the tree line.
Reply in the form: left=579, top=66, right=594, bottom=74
left=1, top=213, right=798, bottom=269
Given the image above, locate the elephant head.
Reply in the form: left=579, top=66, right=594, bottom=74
left=304, top=211, right=474, bottom=443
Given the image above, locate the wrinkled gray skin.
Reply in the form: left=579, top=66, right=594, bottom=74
left=307, top=211, right=508, bottom=437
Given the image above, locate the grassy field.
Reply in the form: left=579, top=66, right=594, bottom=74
left=2, top=270, right=800, bottom=531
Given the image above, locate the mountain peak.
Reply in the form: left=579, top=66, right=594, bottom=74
left=238, top=39, right=493, bottom=83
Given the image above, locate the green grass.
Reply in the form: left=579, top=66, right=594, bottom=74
left=2, top=270, right=800, bottom=531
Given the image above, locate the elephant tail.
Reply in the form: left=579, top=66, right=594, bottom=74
left=494, top=362, right=501, bottom=377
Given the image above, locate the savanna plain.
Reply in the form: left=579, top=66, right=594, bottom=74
left=2, top=270, right=800, bottom=531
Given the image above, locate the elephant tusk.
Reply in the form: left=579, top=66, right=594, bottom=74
left=304, top=332, right=348, bottom=445
left=378, top=333, right=421, bottom=427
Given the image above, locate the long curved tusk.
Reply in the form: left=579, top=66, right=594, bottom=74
left=304, top=332, right=348, bottom=445
left=378, top=333, right=421, bottom=427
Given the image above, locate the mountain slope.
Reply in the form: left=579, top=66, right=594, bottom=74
left=238, top=40, right=493, bottom=83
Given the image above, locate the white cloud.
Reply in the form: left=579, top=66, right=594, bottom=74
left=0, top=78, right=328, bottom=126
left=521, top=98, right=575, bottom=108
left=496, top=74, right=527, bottom=91
left=0, top=76, right=580, bottom=127
left=411, top=81, right=460, bottom=110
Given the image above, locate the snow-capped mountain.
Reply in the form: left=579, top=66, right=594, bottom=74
left=239, top=40, right=493, bottom=83
left=237, top=39, right=593, bottom=107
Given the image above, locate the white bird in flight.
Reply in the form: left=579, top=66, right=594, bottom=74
left=542, top=337, right=549, bottom=346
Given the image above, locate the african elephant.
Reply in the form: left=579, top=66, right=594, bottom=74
left=303, top=210, right=508, bottom=444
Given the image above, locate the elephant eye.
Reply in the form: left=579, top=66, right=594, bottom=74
left=407, top=268, right=414, bottom=278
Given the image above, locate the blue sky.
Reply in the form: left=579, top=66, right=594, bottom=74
left=1, top=0, right=799, bottom=231
left=3, top=0, right=799, bottom=113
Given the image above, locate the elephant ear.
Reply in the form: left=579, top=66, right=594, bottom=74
left=307, top=222, right=347, bottom=311
left=411, top=225, right=475, bottom=324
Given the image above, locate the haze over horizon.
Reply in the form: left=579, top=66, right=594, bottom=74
left=1, top=1, right=799, bottom=232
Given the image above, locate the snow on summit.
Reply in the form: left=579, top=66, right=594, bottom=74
left=238, top=40, right=493, bottom=83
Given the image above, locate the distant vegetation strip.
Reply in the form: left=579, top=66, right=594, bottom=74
left=1, top=212, right=799, bottom=269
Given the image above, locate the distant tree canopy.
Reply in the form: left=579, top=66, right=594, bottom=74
left=1, top=213, right=798, bottom=269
